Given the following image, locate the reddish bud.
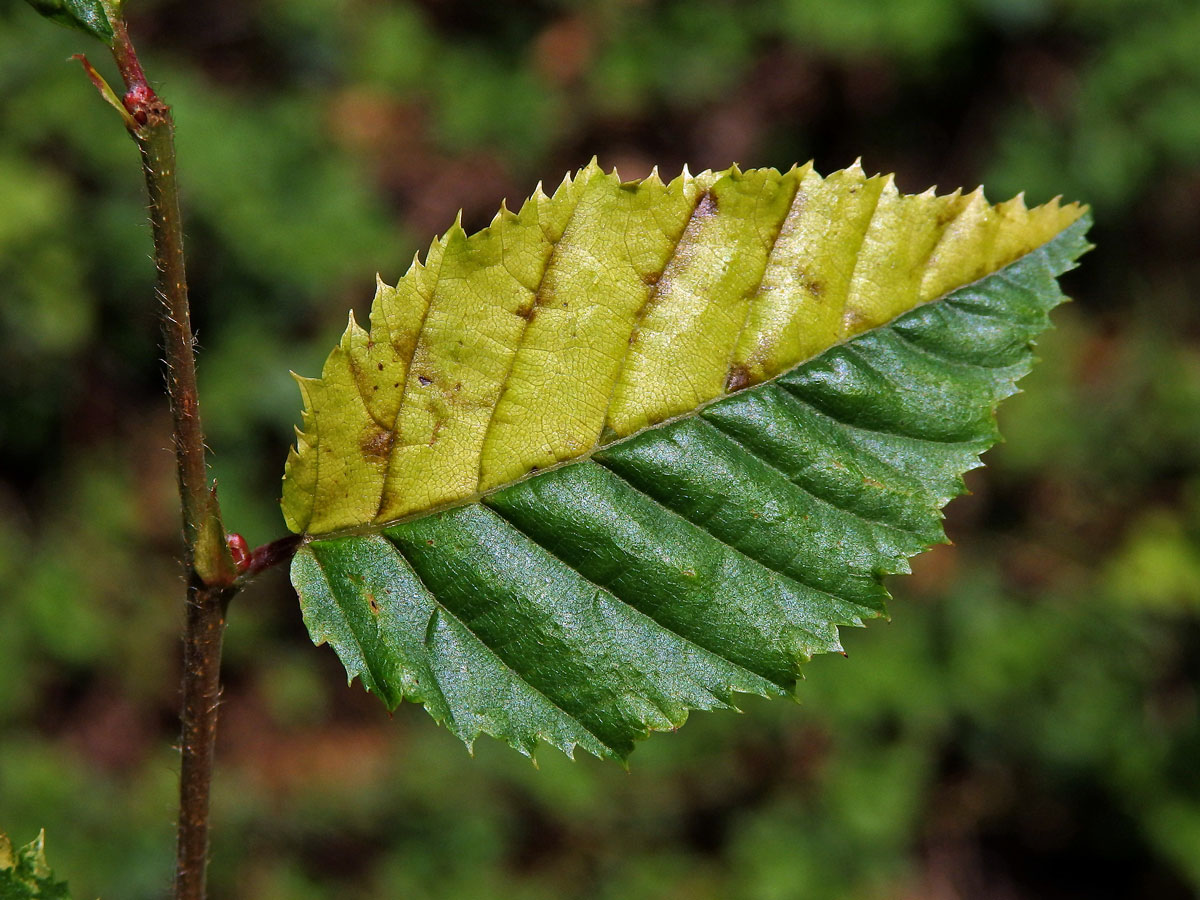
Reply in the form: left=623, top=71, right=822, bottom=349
left=123, top=83, right=154, bottom=124
left=226, top=533, right=251, bottom=573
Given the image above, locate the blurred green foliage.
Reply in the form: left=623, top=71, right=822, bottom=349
left=1, top=0, right=1198, bottom=897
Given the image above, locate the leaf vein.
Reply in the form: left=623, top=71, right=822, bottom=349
left=779, top=355, right=988, bottom=446
left=593, top=456, right=875, bottom=623
left=886, top=325, right=1014, bottom=372
left=387, top=532, right=617, bottom=755
left=485, top=499, right=791, bottom=689
left=600, top=187, right=715, bottom=433
left=373, top=252, right=445, bottom=521
left=306, top=547, right=392, bottom=701
left=722, top=175, right=803, bottom=390
left=476, top=191, right=589, bottom=488
left=699, top=413, right=930, bottom=537
left=838, top=178, right=887, bottom=337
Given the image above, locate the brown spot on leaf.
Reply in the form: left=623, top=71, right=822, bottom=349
left=842, top=309, right=871, bottom=334
left=726, top=365, right=753, bottom=393
left=366, top=592, right=381, bottom=615
left=376, top=362, right=384, bottom=371
left=641, top=271, right=660, bottom=286
left=360, top=427, right=394, bottom=463
left=517, top=302, right=537, bottom=321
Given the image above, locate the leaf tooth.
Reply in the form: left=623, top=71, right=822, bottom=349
left=663, top=167, right=690, bottom=194
left=290, top=370, right=319, bottom=401
left=415, top=230, right=449, bottom=275
left=401, top=250, right=423, bottom=279
left=549, top=169, right=576, bottom=202
left=342, top=308, right=368, bottom=347
left=368, top=275, right=396, bottom=342
left=1000, top=191, right=1029, bottom=214
left=443, top=208, right=467, bottom=243
left=963, top=184, right=987, bottom=210
left=290, top=422, right=311, bottom=449
left=495, top=198, right=520, bottom=227
left=30, top=830, right=49, bottom=875
left=506, top=192, right=540, bottom=233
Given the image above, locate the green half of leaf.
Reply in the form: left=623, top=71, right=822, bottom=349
left=286, top=161, right=1091, bottom=761
left=23, top=0, right=115, bottom=44
left=0, top=832, right=71, bottom=900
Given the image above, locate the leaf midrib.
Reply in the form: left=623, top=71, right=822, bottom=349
left=300, top=223, right=1082, bottom=543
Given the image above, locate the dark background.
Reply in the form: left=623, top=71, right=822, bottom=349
left=2, top=0, right=1200, bottom=897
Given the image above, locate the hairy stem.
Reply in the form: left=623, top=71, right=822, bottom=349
left=175, top=581, right=233, bottom=900
left=114, top=22, right=212, bottom=551
left=104, top=16, right=235, bottom=900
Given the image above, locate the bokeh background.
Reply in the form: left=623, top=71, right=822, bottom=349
left=2, top=0, right=1200, bottom=897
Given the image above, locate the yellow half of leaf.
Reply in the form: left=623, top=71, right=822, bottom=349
left=283, top=161, right=1084, bottom=536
